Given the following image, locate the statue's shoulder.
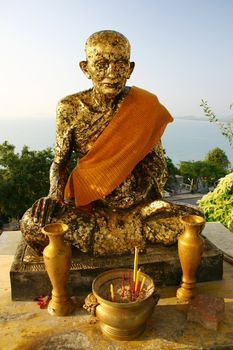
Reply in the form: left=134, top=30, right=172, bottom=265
left=57, top=90, right=89, bottom=109
left=56, top=90, right=92, bottom=124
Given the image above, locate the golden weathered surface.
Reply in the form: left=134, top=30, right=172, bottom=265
left=20, top=30, right=201, bottom=256
left=42, top=223, right=74, bottom=316
left=176, top=215, right=205, bottom=301
left=1, top=248, right=233, bottom=350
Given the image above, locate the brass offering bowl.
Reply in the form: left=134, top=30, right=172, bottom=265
left=84, top=269, right=159, bottom=340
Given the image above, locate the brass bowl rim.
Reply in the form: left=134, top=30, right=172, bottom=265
left=41, top=222, right=69, bottom=236
left=92, top=268, right=155, bottom=308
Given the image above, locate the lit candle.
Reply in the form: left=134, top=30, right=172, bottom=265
left=133, top=247, right=138, bottom=282
left=110, top=283, right=114, bottom=301
left=135, top=269, right=140, bottom=293
left=140, top=276, right=146, bottom=292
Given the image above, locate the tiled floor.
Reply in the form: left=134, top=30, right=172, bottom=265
left=0, top=230, right=22, bottom=255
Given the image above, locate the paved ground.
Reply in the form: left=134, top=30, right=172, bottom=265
left=1, top=222, right=233, bottom=350
left=168, top=192, right=204, bottom=206
left=202, top=222, right=233, bottom=263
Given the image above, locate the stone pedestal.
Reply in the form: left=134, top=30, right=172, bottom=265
left=10, top=235, right=223, bottom=301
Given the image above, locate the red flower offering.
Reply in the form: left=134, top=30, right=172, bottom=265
left=34, top=295, right=49, bottom=309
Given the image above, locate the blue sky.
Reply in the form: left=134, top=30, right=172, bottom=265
left=1, top=0, right=233, bottom=119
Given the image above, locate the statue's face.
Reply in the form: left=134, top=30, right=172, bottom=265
left=84, top=41, right=133, bottom=98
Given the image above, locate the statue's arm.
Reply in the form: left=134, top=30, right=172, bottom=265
left=146, top=141, right=168, bottom=197
left=32, top=100, right=74, bottom=225
left=48, top=100, right=74, bottom=200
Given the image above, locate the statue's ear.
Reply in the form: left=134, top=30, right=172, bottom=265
left=128, top=62, right=135, bottom=78
left=79, top=61, right=91, bottom=79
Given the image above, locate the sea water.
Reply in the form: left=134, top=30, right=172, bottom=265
left=0, top=117, right=232, bottom=166
left=163, top=118, right=233, bottom=166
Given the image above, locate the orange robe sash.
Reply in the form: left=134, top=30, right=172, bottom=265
left=64, top=86, right=173, bottom=206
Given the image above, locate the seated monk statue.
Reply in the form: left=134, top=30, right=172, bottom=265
left=20, top=30, right=201, bottom=256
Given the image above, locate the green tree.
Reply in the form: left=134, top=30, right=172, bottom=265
left=0, top=141, right=53, bottom=221
left=198, top=172, right=233, bottom=232
left=164, top=153, right=180, bottom=193
left=199, top=102, right=233, bottom=231
left=179, top=159, right=226, bottom=190
left=205, top=147, right=230, bottom=171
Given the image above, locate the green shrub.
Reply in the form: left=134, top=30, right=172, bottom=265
left=198, top=172, right=233, bottom=232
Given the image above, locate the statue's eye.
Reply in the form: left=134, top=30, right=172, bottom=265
left=95, top=61, right=109, bottom=70
left=116, top=60, right=127, bottom=68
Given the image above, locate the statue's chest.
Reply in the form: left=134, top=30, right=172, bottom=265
left=72, top=109, right=115, bottom=154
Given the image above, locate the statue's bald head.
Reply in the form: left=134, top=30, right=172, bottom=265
left=85, top=30, right=131, bottom=60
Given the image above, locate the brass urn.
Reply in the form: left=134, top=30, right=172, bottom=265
left=176, top=215, right=205, bottom=302
left=42, top=223, right=74, bottom=316
left=84, top=269, right=159, bottom=341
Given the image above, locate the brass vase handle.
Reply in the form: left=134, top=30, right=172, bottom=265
left=83, top=293, right=99, bottom=316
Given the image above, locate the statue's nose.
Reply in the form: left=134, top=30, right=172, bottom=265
left=106, top=63, right=116, bottom=78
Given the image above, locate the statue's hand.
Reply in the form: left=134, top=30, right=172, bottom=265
left=31, top=196, right=62, bottom=227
